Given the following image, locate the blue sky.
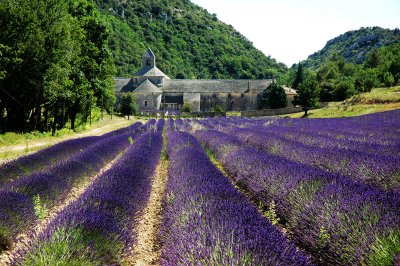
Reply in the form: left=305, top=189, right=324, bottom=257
left=191, top=0, right=400, bottom=66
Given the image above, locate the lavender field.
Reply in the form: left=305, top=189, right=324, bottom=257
left=0, top=110, right=399, bottom=265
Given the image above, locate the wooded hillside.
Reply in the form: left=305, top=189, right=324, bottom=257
left=94, top=0, right=288, bottom=79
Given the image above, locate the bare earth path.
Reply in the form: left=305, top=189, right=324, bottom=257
left=125, top=142, right=169, bottom=266
left=0, top=150, right=127, bottom=265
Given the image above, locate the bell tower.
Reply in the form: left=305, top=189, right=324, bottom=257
left=142, top=47, right=156, bottom=68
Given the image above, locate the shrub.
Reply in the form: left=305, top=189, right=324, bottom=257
left=215, top=105, right=224, bottom=112
left=181, top=102, right=192, bottom=113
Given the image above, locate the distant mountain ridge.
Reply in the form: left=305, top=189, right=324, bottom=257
left=303, top=27, right=400, bottom=69
left=93, top=0, right=287, bottom=79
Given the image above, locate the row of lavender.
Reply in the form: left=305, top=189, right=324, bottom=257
left=158, top=129, right=311, bottom=265
left=0, top=121, right=149, bottom=254
left=190, top=111, right=400, bottom=265
left=206, top=110, right=400, bottom=149
left=194, top=110, right=400, bottom=192
left=225, top=109, right=400, bottom=146
left=1, top=111, right=397, bottom=264
left=11, top=120, right=164, bottom=264
left=0, top=122, right=142, bottom=187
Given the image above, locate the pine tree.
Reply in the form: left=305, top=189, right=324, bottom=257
left=292, top=71, right=320, bottom=116
left=120, top=93, right=138, bottom=119
left=292, top=63, right=304, bottom=90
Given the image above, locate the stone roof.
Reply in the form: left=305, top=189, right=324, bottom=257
left=134, top=66, right=170, bottom=79
left=114, top=78, right=132, bottom=93
left=162, top=79, right=273, bottom=93
left=143, top=47, right=155, bottom=58
left=133, top=79, right=162, bottom=94
left=114, top=78, right=296, bottom=95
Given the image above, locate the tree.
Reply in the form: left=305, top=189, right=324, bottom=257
left=383, top=72, right=395, bottom=87
left=319, top=82, right=335, bottom=102
left=365, top=49, right=381, bottom=68
left=0, top=0, right=115, bottom=133
left=292, top=63, right=304, bottom=90
left=262, top=82, right=287, bottom=109
left=292, top=71, right=320, bottom=116
left=119, top=93, right=138, bottom=119
left=333, top=79, right=356, bottom=101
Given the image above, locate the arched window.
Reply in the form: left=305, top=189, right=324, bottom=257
left=146, top=59, right=151, bottom=66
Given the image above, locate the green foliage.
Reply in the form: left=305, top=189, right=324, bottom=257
left=333, top=79, right=356, bottom=101
left=292, top=71, right=320, bottom=115
left=310, top=44, right=400, bottom=102
left=33, top=195, right=48, bottom=220
left=292, top=63, right=304, bottom=90
left=215, top=104, right=224, bottom=112
left=366, top=231, right=400, bottom=266
left=94, top=0, right=287, bottom=79
left=287, top=28, right=400, bottom=103
left=264, top=200, right=280, bottom=225
left=181, top=102, right=192, bottom=113
left=24, top=227, right=123, bottom=265
left=128, top=136, right=133, bottom=145
left=119, top=93, right=138, bottom=119
left=287, top=87, right=400, bottom=118
left=261, top=82, right=288, bottom=109
left=0, top=0, right=115, bottom=133
left=317, top=226, right=330, bottom=247
left=383, top=72, right=395, bottom=87
left=302, top=27, right=400, bottom=70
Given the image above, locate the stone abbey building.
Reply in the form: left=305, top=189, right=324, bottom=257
left=114, top=48, right=296, bottom=112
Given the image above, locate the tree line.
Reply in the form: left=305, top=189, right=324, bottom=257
left=281, top=43, right=400, bottom=115
left=0, top=0, right=115, bottom=133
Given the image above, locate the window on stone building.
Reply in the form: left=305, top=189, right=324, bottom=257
left=146, top=59, right=151, bottom=66
left=144, top=100, right=148, bottom=107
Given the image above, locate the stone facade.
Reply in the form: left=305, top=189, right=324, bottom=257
left=115, top=48, right=296, bottom=112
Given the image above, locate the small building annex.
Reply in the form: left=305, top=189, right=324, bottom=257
left=114, top=48, right=296, bottom=112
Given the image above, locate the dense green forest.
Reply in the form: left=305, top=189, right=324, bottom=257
left=95, top=0, right=287, bottom=79
left=282, top=28, right=400, bottom=109
left=0, top=0, right=115, bottom=132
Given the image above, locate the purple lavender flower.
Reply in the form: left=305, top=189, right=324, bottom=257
left=159, top=131, right=311, bottom=265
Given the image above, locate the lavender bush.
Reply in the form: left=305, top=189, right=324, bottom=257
left=0, top=122, right=143, bottom=188
left=0, top=136, right=99, bottom=187
left=0, top=126, right=143, bottom=253
left=194, top=129, right=400, bottom=265
left=226, top=126, right=400, bottom=191
left=15, top=130, right=163, bottom=265
left=159, top=131, right=310, bottom=265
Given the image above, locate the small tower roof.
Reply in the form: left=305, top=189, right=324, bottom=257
left=133, top=79, right=162, bottom=94
left=134, top=66, right=170, bottom=79
left=143, top=47, right=155, bottom=58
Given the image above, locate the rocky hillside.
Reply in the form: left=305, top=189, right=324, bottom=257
left=94, top=0, right=287, bottom=79
left=303, top=27, right=400, bottom=69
